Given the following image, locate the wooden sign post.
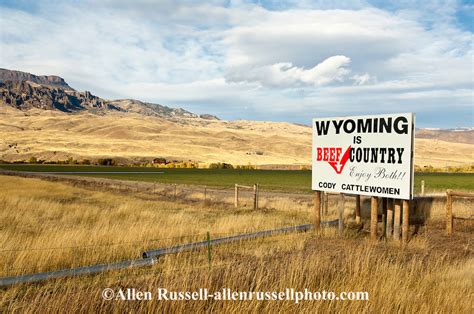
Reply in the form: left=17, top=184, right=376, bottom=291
left=386, top=198, right=394, bottom=237
left=393, top=200, right=401, bottom=241
left=355, top=195, right=361, bottom=224
left=314, top=191, right=321, bottom=233
left=370, top=196, right=378, bottom=241
left=402, top=200, right=410, bottom=244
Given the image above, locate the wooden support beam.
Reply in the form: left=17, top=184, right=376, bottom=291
left=446, top=190, right=453, bottom=235
left=314, top=191, right=321, bottom=233
left=386, top=198, right=394, bottom=237
left=355, top=195, right=361, bottom=224
left=393, top=200, right=401, bottom=241
left=449, top=190, right=474, bottom=198
left=370, top=196, right=378, bottom=241
left=402, top=199, right=410, bottom=244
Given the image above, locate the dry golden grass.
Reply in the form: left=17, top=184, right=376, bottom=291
left=0, top=175, right=473, bottom=312
left=0, top=175, right=312, bottom=277
left=1, top=106, right=472, bottom=167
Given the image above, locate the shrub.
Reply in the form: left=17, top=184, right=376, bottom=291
left=96, top=158, right=116, bottom=166
left=209, top=162, right=234, bottom=169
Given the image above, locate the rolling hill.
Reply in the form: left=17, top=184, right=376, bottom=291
left=0, top=69, right=472, bottom=169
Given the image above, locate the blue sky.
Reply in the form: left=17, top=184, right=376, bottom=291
left=0, top=0, right=472, bottom=127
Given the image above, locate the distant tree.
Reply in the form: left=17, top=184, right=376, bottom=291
left=97, top=158, right=116, bottom=166
left=209, top=162, right=234, bottom=169
left=81, top=159, right=91, bottom=165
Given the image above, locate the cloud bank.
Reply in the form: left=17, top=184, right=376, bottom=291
left=0, top=0, right=472, bottom=127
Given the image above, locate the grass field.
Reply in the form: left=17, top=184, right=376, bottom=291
left=0, top=175, right=472, bottom=312
left=1, top=164, right=473, bottom=193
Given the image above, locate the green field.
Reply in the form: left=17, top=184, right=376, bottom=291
left=0, top=164, right=472, bottom=193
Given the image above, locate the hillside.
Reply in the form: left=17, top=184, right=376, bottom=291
left=0, top=105, right=472, bottom=168
left=0, top=69, right=472, bottom=168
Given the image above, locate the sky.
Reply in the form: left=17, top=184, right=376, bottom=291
left=0, top=0, right=472, bottom=128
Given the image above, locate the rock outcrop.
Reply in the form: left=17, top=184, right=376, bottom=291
left=0, top=68, right=219, bottom=119
left=0, top=80, right=121, bottom=112
left=0, top=68, right=73, bottom=90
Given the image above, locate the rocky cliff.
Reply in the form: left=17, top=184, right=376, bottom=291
left=0, top=68, right=218, bottom=119
left=0, top=68, right=73, bottom=90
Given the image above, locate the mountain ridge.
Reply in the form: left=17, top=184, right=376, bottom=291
left=0, top=68, right=218, bottom=120
left=0, top=68, right=73, bottom=90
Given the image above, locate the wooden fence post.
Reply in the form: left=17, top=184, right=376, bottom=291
left=355, top=195, right=361, bottom=224
left=370, top=196, right=378, bottom=241
left=386, top=198, right=394, bottom=238
left=338, top=194, right=344, bottom=235
left=256, top=184, right=259, bottom=210
left=446, top=190, right=453, bottom=235
left=324, top=192, right=329, bottom=216
left=421, top=180, right=425, bottom=196
left=253, top=184, right=257, bottom=210
left=314, top=191, right=321, bottom=233
left=393, top=199, right=401, bottom=241
left=234, top=184, right=238, bottom=208
left=402, top=200, right=410, bottom=244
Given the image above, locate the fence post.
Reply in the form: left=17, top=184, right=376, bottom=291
left=382, top=198, right=387, bottom=238
left=256, top=184, right=259, bottom=210
left=402, top=200, right=410, bottom=244
left=355, top=195, right=361, bottom=224
left=393, top=199, right=401, bottom=241
left=314, top=191, right=321, bottom=233
left=253, top=184, right=257, bottom=210
left=421, top=180, right=425, bottom=196
left=338, top=194, right=344, bottom=235
left=234, top=184, right=238, bottom=208
left=204, top=185, right=207, bottom=202
left=324, top=192, right=329, bottom=216
left=386, top=198, right=394, bottom=238
left=446, top=189, right=453, bottom=235
left=370, top=196, right=378, bottom=241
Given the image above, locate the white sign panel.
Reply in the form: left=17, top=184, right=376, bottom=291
left=312, top=113, right=414, bottom=200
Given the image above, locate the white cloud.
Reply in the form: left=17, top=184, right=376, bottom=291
left=351, top=73, right=371, bottom=85
left=226, top=55, right=351, bottom=87
left=0, top=1, right=472, bottom=127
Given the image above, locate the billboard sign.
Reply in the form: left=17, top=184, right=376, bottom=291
left=312, top=113, right=414, bottom=199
